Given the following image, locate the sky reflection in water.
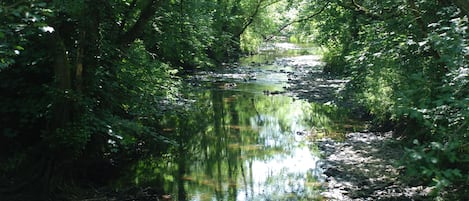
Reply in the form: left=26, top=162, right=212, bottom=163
left=181, top=94, right=325, bottom=201
left=121, top=44, right=333, bottom=201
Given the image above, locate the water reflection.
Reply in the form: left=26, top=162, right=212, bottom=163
left=116, top=44, right=355, bottom=200
left=117, top=87, right=342, bottom=200
left=242, top=43, right=320, bottom=64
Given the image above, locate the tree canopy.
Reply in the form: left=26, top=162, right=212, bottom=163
left=1, top=0, right=468, bottom=200
left=293, top=0, right=468, bottom=198
left=0, top=0, right=287, bottom=198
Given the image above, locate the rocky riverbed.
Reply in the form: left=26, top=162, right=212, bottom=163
left=317, top=132, right=433, bottom=201
left=69, top=45, right=439, bottom=201
left=212, top=51, right=438, bottom=201
left=273, top=52, right=435, bottom=200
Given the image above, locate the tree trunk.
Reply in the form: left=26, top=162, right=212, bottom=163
left=75, top=31, right=85, bottom=92
left=52, top=32, right=72, bottom=129
left=119, top=0, right=163, bottom=46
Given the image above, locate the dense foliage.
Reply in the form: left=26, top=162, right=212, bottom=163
left=1, top=0, right=467, bottom=200
left=294, top=0, right=468, bottom=198
left=0, top=0, right=282, bottom=199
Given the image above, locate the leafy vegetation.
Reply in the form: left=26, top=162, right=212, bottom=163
left=1, top=0, right=468, bottom=200
left=293, top=0, right=468, bottom=199
left=0, top=0, right=281, bottom=199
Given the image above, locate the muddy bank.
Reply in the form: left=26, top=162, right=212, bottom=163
left=317, top=132, right=433, bottom=201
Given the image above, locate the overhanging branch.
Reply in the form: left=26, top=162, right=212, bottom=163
left=235, top=0, right=264, bottom=38
left=118, top=0, right=162, bottom=47
left=264, top=2, right=329, bottom=41
left=337, top=0, right=382, bottom=21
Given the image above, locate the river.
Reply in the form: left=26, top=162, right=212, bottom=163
left=115, top=43, right=360, bottom=201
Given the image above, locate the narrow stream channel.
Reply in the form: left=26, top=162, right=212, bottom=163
left=116, top=43, right=359, bottom=201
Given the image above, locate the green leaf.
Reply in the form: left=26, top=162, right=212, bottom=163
left=15, top=46, right=24, bottom=51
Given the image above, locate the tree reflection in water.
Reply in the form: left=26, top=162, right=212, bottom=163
left=115, top=45, right=357, bottom=200
left=116, top=84, right=350, bottom=200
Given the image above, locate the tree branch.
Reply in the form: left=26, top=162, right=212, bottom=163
left=119, top=0, right=138, bottom=33
left=235, top=0, right=264, bottom=38
left=119, top=0, right=162, bottom=47
left=264, top=2, right=329, bottom=41
left=408, top=0, right=428, bottom=37
left=2, top=0, right=27, bottom=9
left=351, top=0, right=369, bottom=13
left=337, top=0, right=382, bottom=21
left=261, top=0, right=282, bottom=9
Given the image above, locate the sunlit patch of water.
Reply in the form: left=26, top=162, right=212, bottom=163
left=114, top=43, right=363, bottom=200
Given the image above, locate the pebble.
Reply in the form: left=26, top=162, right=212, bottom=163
left=318, top=132, right=431, bottom=200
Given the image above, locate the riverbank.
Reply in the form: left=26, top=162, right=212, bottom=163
left=273, top=52, right=435, bottom=200
left=317, top=132, right=433, bottom=200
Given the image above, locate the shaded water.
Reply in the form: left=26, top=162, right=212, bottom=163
left=116, top=44, right=358, bottom=200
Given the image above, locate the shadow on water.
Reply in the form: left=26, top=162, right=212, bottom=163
left=114, top=43, right=363, bottom=201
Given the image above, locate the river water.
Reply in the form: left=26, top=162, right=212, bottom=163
left=116, top=43, right=358, bottom=200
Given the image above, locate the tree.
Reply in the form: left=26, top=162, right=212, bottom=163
left=1, top=0, right=293, bottom=198
left=0, top=0, right=177, bottom=198
left=294, top=0, right=468, bottom=198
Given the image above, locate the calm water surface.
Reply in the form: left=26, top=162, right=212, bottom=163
left=117, top=44, right=353, bottom=200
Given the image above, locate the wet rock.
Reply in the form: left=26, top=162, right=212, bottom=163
left=263, top=90, right=285, bottom=95
left=318, top=132, right=432, bottom=200
left=324, top=167, right=342, bottom=176
left=222, top=82, right=237, bottom=89
left=280, top=59, right=347, bottom=103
